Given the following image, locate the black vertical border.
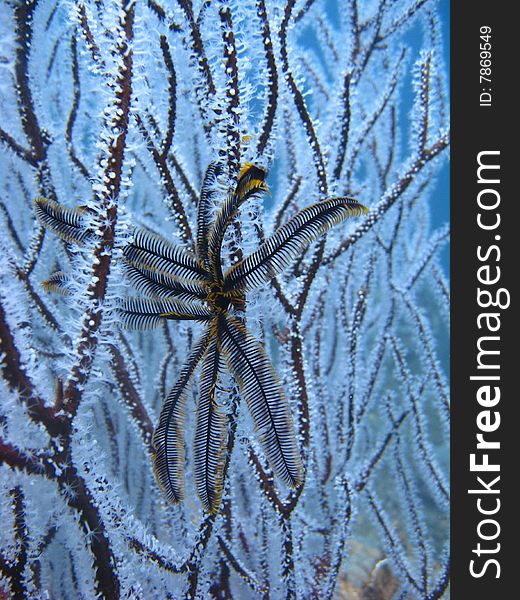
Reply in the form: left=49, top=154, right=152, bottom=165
left=451, top=2, right=513, bottom=598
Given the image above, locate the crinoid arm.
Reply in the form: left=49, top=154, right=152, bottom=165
left=194, top=331, right=228, bottom=513
left=196, top=161, right=223, bottom=270
left=223, top=197, right=368, bottom=293
left=34, top=197, right=92, bottom=245
left=207, top=163, right=268, bottom=280
left=152, top=325, right=214, bottom=504
left=117, top=297, right=213, bottom=330
left=218, top=314, right=303, bottom=488
left=124, top=228, right=211, bottom=283
left=42, top=271, right=72, bottom=296
left=121, top=258, right=209, bottom=304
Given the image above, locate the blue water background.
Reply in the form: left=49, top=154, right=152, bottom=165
left=295, top=0, right=450, bottom=274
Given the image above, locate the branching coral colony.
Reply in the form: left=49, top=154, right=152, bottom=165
left=35, top=163, right=368, bottom=513
left=0, top=0, right=449, bottom=597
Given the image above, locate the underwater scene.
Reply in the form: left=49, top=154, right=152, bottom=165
left=0, top=0, right=449, bottom=597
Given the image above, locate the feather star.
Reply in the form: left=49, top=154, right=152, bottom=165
left=34, top=162, right=367, bottom=513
